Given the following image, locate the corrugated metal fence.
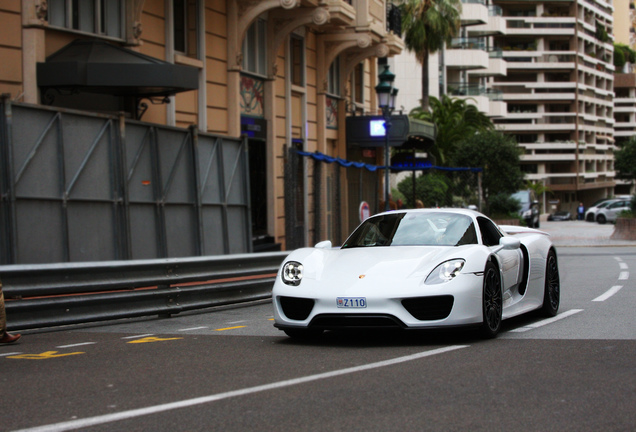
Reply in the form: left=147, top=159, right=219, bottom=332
left=0, top=96, right=251, bottom=264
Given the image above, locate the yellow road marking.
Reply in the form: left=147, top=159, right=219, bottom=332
left=8, top=351, right=84, bottom=360
left=214, top=326, right=246, bottom=331
left=127, top=336, right=183, bottom=344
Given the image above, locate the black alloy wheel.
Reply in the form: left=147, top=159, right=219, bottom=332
left=597, top=214, right=607, bottom=224
left=480, top=261, right=502, bottom=339
left=541, top=250, right=560, bottom=317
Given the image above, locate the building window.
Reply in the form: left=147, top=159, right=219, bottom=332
left=174, top=0, right=199, bottom=58
left=243, top=19, right=267, bottom=76
left=290, top=35, right=305, bottom=87
left=48, top=0, right=124, bottom=39
left=350, top=62, right=364, bottom=104
left=328, top=56, right=341, bottom=96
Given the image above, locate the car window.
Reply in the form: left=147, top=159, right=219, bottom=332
left=477, top=217, right=503, bottom=247
left=342, top=212, right=477, bottom=248
left=609, top=201, right=628, bottom=209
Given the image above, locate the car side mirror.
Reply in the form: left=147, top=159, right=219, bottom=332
left=500, top=237, right=521, bottom=250
left=315, top=240, right=332, bottom=249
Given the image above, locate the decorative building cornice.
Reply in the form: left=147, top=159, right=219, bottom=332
left=22, top=0, right=48, bottom=26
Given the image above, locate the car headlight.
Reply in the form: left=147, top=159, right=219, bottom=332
left=425, top=260, right=465, bottom=285
left=282, top=261, right=304, bottom=286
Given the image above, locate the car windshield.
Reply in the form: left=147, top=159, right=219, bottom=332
left=342, top=212, right=478, bottom=248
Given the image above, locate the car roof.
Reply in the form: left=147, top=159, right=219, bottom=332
left=374, top=208, right=482, bottom=219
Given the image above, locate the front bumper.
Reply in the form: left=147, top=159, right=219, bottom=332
left=272, top=273, right=484, bottom=330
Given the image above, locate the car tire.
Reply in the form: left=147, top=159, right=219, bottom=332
left=480, top=261, right=502, bottom=339
left=597, top=214, right=607, bottom=224
left=540, top=250, right=560, bottom=317
left=283, top=328, right=323, bottom=339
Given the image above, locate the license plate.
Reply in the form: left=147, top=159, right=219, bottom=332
left=336, top=297, right=367, bottom=308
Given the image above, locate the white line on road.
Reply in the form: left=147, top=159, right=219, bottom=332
left=12, top=345, right=469, bottom=432
left=0, top=352, right=22, bottom=357
left=593, top=285, right=624, bottom=302
left=178, top=326, right=209, bottom=332
left=509, top=309, right=584, bottom=333
left=120, top=334, right=154, bottom=340
left=619, top=262, right=628, bottom=270
left=55, top=343, right=96, bottom=349
left=618, top=271, right=629, bottom=281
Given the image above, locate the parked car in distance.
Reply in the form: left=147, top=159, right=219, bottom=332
left=548, top=211, right=571, bottom=221
left=596, top=200, right=632, bottom=224
left=585, top=199, right=619, bottom=222
left=511, top=190, right=540, bottom=228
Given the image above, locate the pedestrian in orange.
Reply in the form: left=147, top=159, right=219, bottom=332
left=0, top=278, right=21, bottom=344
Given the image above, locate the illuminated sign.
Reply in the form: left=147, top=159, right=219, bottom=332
left=369, top=119, right=386, bottom=137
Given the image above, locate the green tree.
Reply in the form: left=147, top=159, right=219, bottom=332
left=400, top=0, right=462, bottom=109
left=397, top=171, right=449, bottom=208
left=453, top=130, right=525, bottom=214
left=615, top=136, right=636, bottom=183
left=410, top=95, right=494, bottom=165
left=614, top=43, right=636, bottom=70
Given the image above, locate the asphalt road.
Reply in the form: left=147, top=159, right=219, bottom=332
left=1, top=240, right=635, bottom=431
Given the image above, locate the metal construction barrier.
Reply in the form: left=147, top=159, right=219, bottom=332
left=0, top=96, right=252, bottom=264
left=1, top=251, right=289, bottom=331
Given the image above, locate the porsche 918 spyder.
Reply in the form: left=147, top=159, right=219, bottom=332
left=272, top=209, right=560, bottom=339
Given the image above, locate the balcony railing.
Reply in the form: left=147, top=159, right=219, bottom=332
left=489, top=5, right=503, bottom=16
left=447, top=83, right=503, bottom=101
left=450, top=37, right=486, bottom=50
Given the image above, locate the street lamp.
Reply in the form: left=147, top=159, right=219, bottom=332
left=375, top=60, right=398, bottom=212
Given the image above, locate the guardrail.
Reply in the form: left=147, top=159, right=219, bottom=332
left=1, top=252, right=289, bottom=331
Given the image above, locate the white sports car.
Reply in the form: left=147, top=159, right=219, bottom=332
left=272, top=209, right=560, bottom=339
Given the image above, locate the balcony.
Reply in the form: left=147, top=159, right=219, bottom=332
left=446, top=38, right=489, bottom=70
left=468, top=7, right=506, bottom=36
left=461, top=1, right=488, bottom=26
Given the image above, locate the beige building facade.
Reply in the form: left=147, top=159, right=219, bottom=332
left=0, top=0, right=403, bottom=251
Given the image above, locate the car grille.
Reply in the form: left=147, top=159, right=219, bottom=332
left=309, top=314, right=406, bottom=329
left=401, top=296, right=454, bottom=321
left=279, top=296, right=315, bottom=321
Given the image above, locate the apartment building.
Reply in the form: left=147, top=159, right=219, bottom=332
left=0, top=0, right=403, bottom=258
left=394, top=0, right=623, bottom=214
left=493, top=0, right=616, bottom=211
left=613, top=0, right=636, bottom=195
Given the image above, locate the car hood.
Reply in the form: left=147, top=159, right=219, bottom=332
left=286, top=245, right=473, bottom=285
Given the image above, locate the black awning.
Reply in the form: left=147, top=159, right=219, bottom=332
left=37, top=39, right=199, bottom=98
left=346, top=114, right=436, bottom=150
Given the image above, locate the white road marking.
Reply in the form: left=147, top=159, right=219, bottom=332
left=0, top=352, right=22, bottom=357
left=13, top=345, right=469, bottom=432
left=618, top=271, right=629, bottom=281
left=178, top=326, right=208, bottom=332
left=510, top=309, right=584, bottom=333
left=120, top=334, right=154, bottom=340
left=55, top=343, right=96, bottom=349
left=619, top=262, right=628, bottom=270
left=593, top=286, right=624, bottom=302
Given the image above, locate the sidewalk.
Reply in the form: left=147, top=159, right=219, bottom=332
left=538, top=220, right=636, bottom=247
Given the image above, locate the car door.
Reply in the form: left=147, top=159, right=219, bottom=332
left=477, top=217, right=522, bottom=291
left=607, top=200, right=629, bottom=220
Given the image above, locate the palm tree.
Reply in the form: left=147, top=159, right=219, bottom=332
left=410, top=95, right=493, bottom=166
left=400, top=0, right=462, bottom=110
